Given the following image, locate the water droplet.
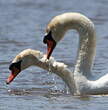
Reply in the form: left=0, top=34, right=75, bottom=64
left=8, top=89, right=11, bottom=92
left=48, top=61, right=58, bottom=90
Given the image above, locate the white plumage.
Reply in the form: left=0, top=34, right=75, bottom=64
left=9, top=13, right=108, bottom=95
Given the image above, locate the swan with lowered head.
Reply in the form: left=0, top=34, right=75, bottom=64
left=6, top=49, right=108, bottom=95
left=6, top=13, right=108, bottom=95
left=43, top=12, right=96, bottom=77
left=6, top=49, right=75, bottom=94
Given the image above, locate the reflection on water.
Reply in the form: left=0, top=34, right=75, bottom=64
left=7, top=88, right=66, bottom=96
left=1, top=0, right=108, bottom=110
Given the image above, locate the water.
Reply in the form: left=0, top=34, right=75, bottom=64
left=0, top=0, right=108, bottom=109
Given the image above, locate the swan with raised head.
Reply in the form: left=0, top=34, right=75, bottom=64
left=6, top=13, right=108, bottom=95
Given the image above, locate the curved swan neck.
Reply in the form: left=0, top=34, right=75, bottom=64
left=47, top=13, right=96, bottom=77
left=74, top=33, right=96, bottom=77
left=73, top=16, right=96, bottom=77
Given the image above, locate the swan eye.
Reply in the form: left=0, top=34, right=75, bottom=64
left=9, top=60, right=22, bottom=70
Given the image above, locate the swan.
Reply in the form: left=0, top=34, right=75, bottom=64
left=43, top=12, right=96, bottom=78
left=6, top=49, right=75, bottom=94
left=43, top=12, right=108, bottom=95
left=6, top=13, right=108, bottom=95
left=6, top=49, right=108, bottom=95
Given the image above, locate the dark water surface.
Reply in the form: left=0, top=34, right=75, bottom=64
left=0, top=0, right=108, bottom=110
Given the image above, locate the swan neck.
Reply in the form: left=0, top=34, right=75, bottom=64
left=52, top=13, right=96, bottom=77
left=33, top=55, right=76, bottom=94
left=55, top=13, right=97, bottom=77
left=74, top=23, right=96, bottom=77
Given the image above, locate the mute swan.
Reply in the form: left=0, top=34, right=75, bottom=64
left=43, top=13, right=96, bottom=77
left=6, top=49, right=108, bottom=95
left=6, top=13, right=108, bottom=95
left=42, top=12, right=108, bottom=95
left=6, top=49, right=75, bottom=94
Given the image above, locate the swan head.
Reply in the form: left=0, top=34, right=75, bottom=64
left=43, top=14, right=67, bottom=59
left=6, top=49, right=41, bottom=84
left=43, top=26, right=64, bottom=59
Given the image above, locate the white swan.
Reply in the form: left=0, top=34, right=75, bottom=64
left=6, top=49, right=108, bottom=95
left=43, top=12, right=108, bottom=95
left=6, top=49, right=75, bottom=94
left=43, top=12, right=96, bottom=78
left=6, top=13, right=108, bottom=95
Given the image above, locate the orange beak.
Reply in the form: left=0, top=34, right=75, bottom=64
left=46, top=40, right=56, bottom=59
left=6, top=67, right=20, bottom=84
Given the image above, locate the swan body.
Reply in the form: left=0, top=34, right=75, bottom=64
left=6, top=13, right=108, bottom=95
